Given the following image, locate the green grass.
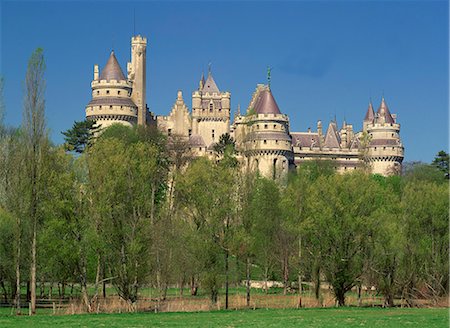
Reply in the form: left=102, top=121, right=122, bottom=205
left=0, top=307, right=447, bottom=327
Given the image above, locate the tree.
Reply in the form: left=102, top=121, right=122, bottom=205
left=305, top=172, right=383, bottom=306
left=88, top=126, right=165, bottom=307
left=22, top=48, right=47, bottom=315
left=62, top=119, right=99, bottom=153
left=432, top=151, right=449, bottom=178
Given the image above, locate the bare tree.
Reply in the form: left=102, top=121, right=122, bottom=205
left=23, top=48, right=46, bottom=315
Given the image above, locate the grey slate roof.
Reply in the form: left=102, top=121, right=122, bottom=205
left=364, top=102, right=375, bottom=122
left=202, top=73, right=220, bottom=94
left=323, top=121, right=341, bottom=148
left=99, top=51, right=127, bottom=81
left=377, top=98, right=395, bottom=124
left=87, top=97, right=137, bottom=107
left=189, top=134, right=206, bottom=147
left=291, top=132, right=320, bottom=148
left=254, top=89, right=281, bottom=115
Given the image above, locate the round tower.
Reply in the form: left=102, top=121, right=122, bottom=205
left=365, top=97, right=404, bottom=175
left=85, top=51, right=137, bottom=128
left=243, top=85, right=293, bottom=180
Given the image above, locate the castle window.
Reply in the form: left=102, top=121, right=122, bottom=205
left=120, top=106, right=123, bottom=109
left=383, top=147, right=386, bottom=150
left=264, top=140, right=267, bottom=144
left=276, top=140, right=278, bottom=144
left=264, top=124, right=268, bottom=129
left=168, top=129, right=172, bottom=136
left=344, top=167, right=347, bottom=170
left=118, top=91, right=121, bottom=95
left=106, top=90, right=110, bottom=94
left=392, top=147, right=395, bottom=150
left=97, top=90, right=100, bottom=95
left=212, top=129, right=215, bottom=140
left=354, top=167, right=356, bottom=170
left=209, top=103, right=213, bottom=112
left=257, top=125, right=260, bottom=129
left=219, top=108, right=222, bottom=112
left=391, top=133, right=394, bottom=137
left=109, top=105, right=112, bottom=109
left=199, top=147, right=202, bottom=151
left=274, top=124, right=276, bottom=129
left=188, top=129, right=192, bottom=137
left=374, top=147, right=377, bottom=150
left=99, top=105, right=102, bottom=109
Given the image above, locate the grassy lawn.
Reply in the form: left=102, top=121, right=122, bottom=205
left=0, top=307, right=447, bottom=328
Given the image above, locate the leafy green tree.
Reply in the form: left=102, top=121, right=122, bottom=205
left=88, top=127, right=164, bottom=306
left=22, top=48, right=48, bottom=315
left=62, top=120, right=99, bottom=153
left=305, top=172, right=383, bottom=306
left=432, top=150, right=449, bottom=178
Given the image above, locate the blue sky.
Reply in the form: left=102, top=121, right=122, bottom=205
left=1, top=0, right=448, bottom=162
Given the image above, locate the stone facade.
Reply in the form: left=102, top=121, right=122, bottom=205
left=85, top=35, right=404, bottom=177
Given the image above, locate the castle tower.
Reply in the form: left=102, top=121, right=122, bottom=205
left=191, top=70, right=230, bottom=147
left=128, top=35, right=147, bottom=126
left=365, top=97, right=404, bottom=175
left=239, top=84, right=293, bottom=180
left=85, top=51, right=138, bottom=128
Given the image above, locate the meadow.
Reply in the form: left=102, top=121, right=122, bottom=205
left=0, top=307, right=448, bottom=328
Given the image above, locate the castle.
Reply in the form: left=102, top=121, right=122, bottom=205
left=85, top=35, right=404, bottom=177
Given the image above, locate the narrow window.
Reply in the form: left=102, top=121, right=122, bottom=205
left=168, top=129, right=172, bottom=136
left=264, top=124, right=268, bottom=129
left=212, top=129, right=215, bottom=140
left=264, top=140, right=267, bottom=144
left=210, top=103, right=213, bottom=112
left=188, top=129, right=192, bottom=137
left=106, top=90, right=110, bottom=95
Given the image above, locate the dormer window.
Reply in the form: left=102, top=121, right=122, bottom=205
left=209, top=103, right=213, bottom=112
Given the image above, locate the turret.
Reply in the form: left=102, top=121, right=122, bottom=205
left=85, top=51, right=137, bottom=129
left=242, top=85, right=293, bottom=180
left=130, top=35, right=147, bottom=126
left=364, top=97, right=404, bottom=175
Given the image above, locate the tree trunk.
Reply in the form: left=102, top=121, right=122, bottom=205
left=30, top=218, right=37, bottom=315
left=246, top=257, right=251, bottom=308
left=283, top=254, right=289, bottom=295
left=15, top=232, right=21, bottom=315
left=335, top=286, right=346, bottom=307
left=225, top=249, right=229, bottom=310
left=297, top=236, right=302, bottom=308
left=314, top=265, right=320, bottom=301
left=190, top=276, right=197, bottom=296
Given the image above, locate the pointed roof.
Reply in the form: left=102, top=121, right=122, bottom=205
left=377, top=97, right=395, bottom=124
left=99, top=51, right=126, bottom=81
left=364, top=101, right=375, bottom=122
left=323, top=121, right=341, bottom=148
left=202, top=73, right=220, bottom=94
left=254, top=88, right=281, bottom=115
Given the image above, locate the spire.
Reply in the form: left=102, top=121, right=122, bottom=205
left=99, top=51, right=127, bottom=81
left=377, top=97, right=394, bottom=124
left=364, top=100, right=375, bottom=122
left=254, top=88, right=281, bottom=115
left=202, top=71, right=220, bottom=94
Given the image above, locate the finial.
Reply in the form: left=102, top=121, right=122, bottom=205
left=237, top=104, right=241, bottom=115
left=208, top=62, right=212, bottom=76
left=267, top=66, right=272, bottom=89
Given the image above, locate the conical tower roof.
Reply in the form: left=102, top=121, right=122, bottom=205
left=202, top=72, right=220, bottom=94
left=254, top=88, right=281, bottom=115
left=364, top=101, right=375, bottom=122
left=377, top=97, right=394, bottom=124
left=99, top=51, right=126, bottom=81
